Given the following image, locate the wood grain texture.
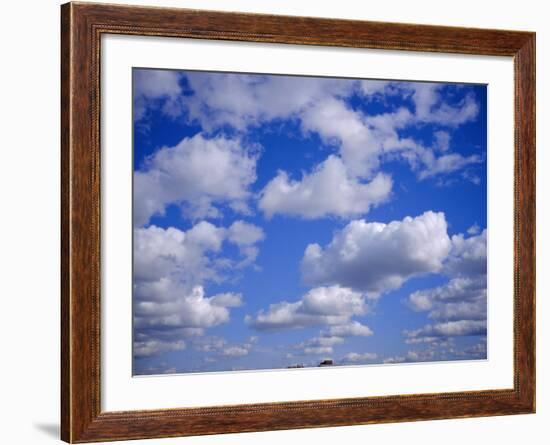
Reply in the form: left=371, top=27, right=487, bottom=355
left=60, top=2, right=536, bottom=442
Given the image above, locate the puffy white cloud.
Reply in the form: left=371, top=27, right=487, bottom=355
left=387, top=337, right=486, bottom=363
left=301, top=211, right=452, bottom=296
left=178, top=72, right=483, bottom=189
left=404, top=229, right=487, bottom=344
left=357, top=80, right=393, bottom=97
left=193, top=336, right=227, bottom=352
left=299, top=83, right=479, bottom=179
left=246, top=286, right=367, bottom=331
left=134, top=223, right=222, bottom=284
left=409, top=82, right=479, bottom=126
left=134, top=284, right=241, bottom=329
left=221, top=346, right=250, bottom=357
left=404, top=320, right=487, bottom=340
left=384, top=348, right=449, bottom=364
left=186, top=221, right=226, bottom=251
left=133, top=69, right=183, bottom=121
left=259, top=155, right=392, bottom=219
left=427, top=298, right=486, bottom=322
left=294, top=336, right=345, bottom=355
left=137, top=72, right=482, bottom=198
left=134, top=221, right=262, bottom=285
left=134, top=133, right=258, bottom=226
left=193, top=336, right=258, bottom=359
left=183, top=72, right=353, bottom=131
left=446, top=229, right=487, bottom=277
left=408, top=276, right=486, bottom=317
left=418, top=153, right=482, bottom=180
left=133, top=221, right=263, bottom=359
left=227, top=220, right=265, bottom=245
left=280, top=320, right=373, bottom=358
left=226, top=220, right=265, bottom=266
left=325, top=321, right=373, bottom=337
left=383, top=356, right=406, bottom=364
left=434, top=130, right=451, bottom=152
left=185, top=73, right=478, bottom=157
left=135, top=363, right=179, bottom=375
left=133, top=339, right=186, bottom=358
left=459, top=341, right=487, bottom=358
left=300, top=97, right=387, bottom=177
left=134, top=221, right=264, bottom=287
left=342, top=352, right=378, bottom=363
left=467, top=223, right=481, bottom=235
left=169, top=73, right=479, bottom=134
left=303, top=92, right=480, bottom=182
left=210, top=292, right=243, bottom=308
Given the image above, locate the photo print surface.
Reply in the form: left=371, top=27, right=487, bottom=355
left=132, top=68, right=487, bottom=376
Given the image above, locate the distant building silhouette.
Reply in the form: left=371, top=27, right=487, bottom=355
left=318, top=359, right=334, bottom=367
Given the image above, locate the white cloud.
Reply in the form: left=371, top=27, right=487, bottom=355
left=185, top=221, right=227, bottom=251
left=210, top=292, right=243, bottom=308
left=404, top=229, right=487, bottom=343
left=133, top=223, right=222, bottom=284
left=357, top=80, right=393, bottom=97
left=282, top=320, right=373, bottom=358
left=302, top=91, right=480, bottom=182
left=427, top=298, right=486, bottom=322
left=301, top=211, right=451, bottom=296
left=134, top=284, right=241, bottom=329
left=179, top=73, right=482, bottom=187
left=408, top=276, right=486, bottom=317
left=325, top=321, right=373, bottom=337
left=459, top=341, right=487, bottom=358
left=133, top=339, right=186, bottom=358
left=259, top=155, right=392, bottom=219
left=446, top=229, right=487, bottom=277
left=134, top=221, right=264, bottom=288
left=418, top=153, right=482, bottom=180
left=194, top=336, right=227, bottom=353
left=133, top=221, right=263, bottom=359
left=467, top=223, right=481, bottom=235
left=299, top=83, right=479, bottom=179
left=246, top=285, right=368, bottom=331
left=134, top=133, right=258, bottom=226
left=133, top=69, right=183, bottom=121
left=434, top=130, right=451, bottom=152
left=134, top=221, right=261, bottom=285
left=193, top=336, right=258, bottom=359
left=342, top=352, right=378, bottom=363
left=221, top=346, right=250, bottom=357
left=137, top=72, right=482, bottom=198
left=226, top=220, right=265, bottom=266
left=410, top=83, right=479, bottom=126
left=383, top=348, right=445, bottom=364
left=300, top=97, right=386, bottom=178
left=404, top=320, right=487, bottom=340
left=227, top=220, right=265, bottom=245
left=294, top=336, right=345, bottom=356
left=183, top=72, right=353, bottom=131
left=383, top=356, right=407, bottom=364
left=170, top=74, right=479, bottom=134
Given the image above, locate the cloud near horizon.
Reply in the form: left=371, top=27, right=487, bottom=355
left=404, top=229, right=487, bottom=347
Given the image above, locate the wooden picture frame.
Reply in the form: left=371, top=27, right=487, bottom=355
left=61, top=2, right=535, bottom=442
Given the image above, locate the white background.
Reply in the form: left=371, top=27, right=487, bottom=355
left=0, top=0, right=546, bottom=444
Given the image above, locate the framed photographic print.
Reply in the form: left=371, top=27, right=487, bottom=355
left=61, top=2, right=535, bottom=443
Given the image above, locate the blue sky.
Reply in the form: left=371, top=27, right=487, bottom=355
left=132, top=68, right=487, bottom=375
